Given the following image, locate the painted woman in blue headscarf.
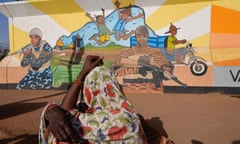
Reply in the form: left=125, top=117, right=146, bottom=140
left=17, top=27, right=52, bottom=89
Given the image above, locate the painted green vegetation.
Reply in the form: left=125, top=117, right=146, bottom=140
left=84, top=42, right=124, bottom=49
left=51, top=47, right=117, bottom=88
left=56, top=41, right=124, bottom=50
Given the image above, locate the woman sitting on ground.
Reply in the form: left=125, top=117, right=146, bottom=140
left=39, top=55, right=174, bottom=144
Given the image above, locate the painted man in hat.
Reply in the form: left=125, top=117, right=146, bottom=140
left=17, top=27, right=53, bottom=89
left=113, top=25, right=173, bottom=89
left=113, top=1, right=144, bottom=41
left=165, top=23, right=187, bottom=64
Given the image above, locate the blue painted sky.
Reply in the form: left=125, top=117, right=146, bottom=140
left=0, top=0, right=16, bottom=49
left=0, top=0, right=16, bottom=2
left=0, top=12, right=8, bottom=45
left=61, top=6, right=154, bottom=48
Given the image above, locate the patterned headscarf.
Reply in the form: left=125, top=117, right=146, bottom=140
left=76, top=66, right=147, bottom=143
left=39, top=66, right=147, bottom=144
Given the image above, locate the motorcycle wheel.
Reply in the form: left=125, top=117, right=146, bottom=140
left=190, top=61, right=208, bottom=76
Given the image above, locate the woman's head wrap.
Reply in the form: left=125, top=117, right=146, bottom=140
left=29, top=27, right=42, bottom=38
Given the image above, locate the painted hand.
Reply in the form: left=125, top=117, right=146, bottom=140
left=24, top=48, right=32, bottom=55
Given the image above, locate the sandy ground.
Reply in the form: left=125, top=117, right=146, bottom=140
left=0, top=88, right=240, bottom=144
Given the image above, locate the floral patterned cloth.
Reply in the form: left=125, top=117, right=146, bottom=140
left=39, top=66, right=147, bottom=144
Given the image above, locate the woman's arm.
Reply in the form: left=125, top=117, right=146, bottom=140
left=60, top=55, right=104, bottom=110
left=44, top=55, right=104, bottom=143
left=86, top=12, right=97, bottom=24
left=60, top=76, right=84, bottom=110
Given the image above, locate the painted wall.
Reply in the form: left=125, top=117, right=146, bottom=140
left=0, top=0, right=239, bottom=90
left=0, top=12, right=9, bottom=49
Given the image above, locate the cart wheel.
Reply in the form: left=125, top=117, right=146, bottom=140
left=190, top=61, right=208, bottom=76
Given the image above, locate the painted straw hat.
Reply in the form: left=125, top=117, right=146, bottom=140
left=164, top=23, right=181, bottom=34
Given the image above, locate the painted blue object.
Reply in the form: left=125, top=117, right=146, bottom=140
left=0, top=12, right=9, bottom=49
left=130, top=35, right=175, bottom=61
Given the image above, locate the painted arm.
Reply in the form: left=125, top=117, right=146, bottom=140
left=21, top=53, right=36, bottom=67
left=40, top=42, right=52, bottom=63
left=114, top=48, right=139, bottom=66
left=126, top=12, right=144, bottom=23
left=173, top=39, right=187, bottom=45
left=114, top=0, right=121, bottom=18
left=61, top=55, right=104, bottom=110
left=101, top=8, right=105, bottom=18
left=86, top=12, right=96, bottom=23
left=119, top=58, right=138, bottom=65
left=30, top=43, right=52, bottom=71
left=117, top=8, right=121, bottom=18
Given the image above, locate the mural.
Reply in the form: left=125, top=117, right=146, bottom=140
left=16, top=28, right=53, bottom=89
left=0, top=0, right=239, bottom=92
left=0, top=12, right=9, bottom=61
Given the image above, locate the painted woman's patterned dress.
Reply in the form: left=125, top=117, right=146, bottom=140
left=17, top=40, right=52, bottom=89
left=39, top=66, right=147, bottom=144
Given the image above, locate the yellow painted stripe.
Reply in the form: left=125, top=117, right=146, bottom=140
left=9, top=24, right=14, bottom=53
left=146, top=1, right=210, bottom=31
left=175, top=34, right=212, bottom=61
left=28, top=0, right=84, bottom=14
left=197, top=52, right=212, bottom=62
left=163, top=0, right=211, bottom=5
left=191, top=34, right=211, bottom=61
left=111, top=0, right=136, bottom=8
left=191, top=33, right=210, bottom=47
left=49, top=13, right=90, bottom=33
left=211, top=48, right=240, bottom=62
left=9, top=25, right=29, bottom=53
left=212, top=0, right=240, bottom=12
left=29, top=0, right=88, bottom=32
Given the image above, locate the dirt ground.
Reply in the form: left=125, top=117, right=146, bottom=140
left=0, top=88, right=240, bottom=144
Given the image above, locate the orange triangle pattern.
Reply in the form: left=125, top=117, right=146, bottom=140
left=211, top=5, right=240, bottom=34
left=214, top=58, right=240, bottom=66
left=210, top=33, right=240, bottom=48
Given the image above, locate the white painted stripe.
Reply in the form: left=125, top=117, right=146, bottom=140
left=12, top=15, right=70, bottom=47
left=0, top=1, right=42, bottom=17
left=156, top=6, right=211, bottom=40
left=140, top=6, right=162, bottom=18
left=136, top=0, right=166, bottom=17
left=75, top=0, right=115, bottom=12
left=2, top=2, right=69, bottom=47
left=136, top=0, right=166, bottom=7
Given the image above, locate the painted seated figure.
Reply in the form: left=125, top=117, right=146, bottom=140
left=113, top=25, right=173, bottom=90
left=17, top=27, right=52, bottom=89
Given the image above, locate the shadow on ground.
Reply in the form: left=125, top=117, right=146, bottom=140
left=0, top=134, right=38, bottom=144
left=232, top=140, right=240, bottom=144
left=0, top=102, right=47, bottom=120
left=146, top=117, right=168, bottom=138
left=0, top=91, right=65, bottom=120
left=142, top=116, right=170, bottom=144
left=192, top=139, right=205, bottom=144
left=164, top=86, right=240, bottom=94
